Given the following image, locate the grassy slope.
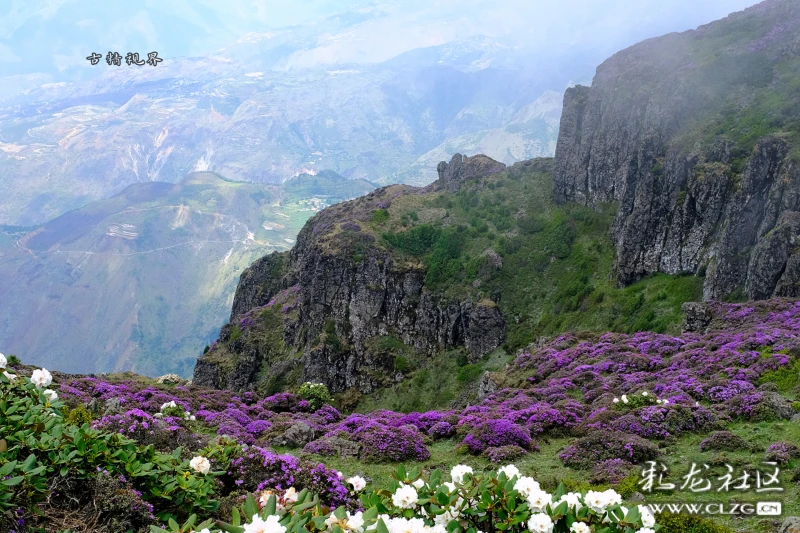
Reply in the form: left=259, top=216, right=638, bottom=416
left=351, top=162, right=702, bottom=412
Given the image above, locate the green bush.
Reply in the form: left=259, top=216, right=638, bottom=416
left=457, top=364, right=482, bottom=382
left=758, top=357, right=800, bottom=392
left=656, top=512, right=734, bottom=533
left=370, top=209, right=390, bottom=224
left=297, top=382, right=333, bottom=411
left=64, top=405, right=94, bottom=426
left=0, top=373, right=221, bottom=525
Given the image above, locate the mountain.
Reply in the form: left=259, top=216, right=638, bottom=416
left=0, top=32, right=574, bottom=228
left=194, top=0, right=800, bottom=406
left=553, top=0, right=800, bottom=301
left=0, top=171, right=375, bottom=376
left=193, top=155, right=700, bottom=406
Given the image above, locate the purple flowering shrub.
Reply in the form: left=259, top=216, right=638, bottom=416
left=226, top=446, right=354, bottom=509
left=559, top=430, right=661, bottom=469
left=484, top=445, right=529, bottom=464
left=462, top=419, right=533, bottom=454
left=589, top=459, right=636, bottom=485
left=765, top=441, right=800, bottom=465
left=353, top=423, right=430, bottom=462
left=698, top=431, right=751, bottom=452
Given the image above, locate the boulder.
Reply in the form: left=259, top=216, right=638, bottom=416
left=155, top=373, right=186, bottom=385
left=779, top=517, right=800, bottom=533
left=272, top=422, right=315, bottom=448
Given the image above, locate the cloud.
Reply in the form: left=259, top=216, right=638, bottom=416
left=0, top=42, right=21, bottom=62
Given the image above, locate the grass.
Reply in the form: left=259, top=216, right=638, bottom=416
left=297, top=418, right=800, bottom=533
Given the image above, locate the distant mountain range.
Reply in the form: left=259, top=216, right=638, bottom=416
left=0, top=171, right=374, bottom=376
left=0, top=30, right=582, bottom=227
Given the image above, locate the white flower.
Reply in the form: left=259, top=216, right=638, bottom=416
left=189, top=415, right=196, bottom=421
left=326, top=511, right=365, bottom=533
left=621, top=394, right=629, bottom=404
left=432, top=509, right=458, bottom=527
left=695, top=401, right=700, bottom=407
left=602, top=489, right=622, bottom=507
left=656, top=399, right=662, bottom=404
left=283, top=487, right=298, bottom=505
left=639, top=504, right=656, bottom=527
left=639, top=529, right=656, bottom=533
left=642, top=391, right=648, bottom=396
left=450, top=464, right=473, bottom=484
left=195, top=529, right=211, bottom=533
left=154, top=412, right=164, bottom=418
left=160, top=400, right=177, bottom=411
left=411, top=478, right=426, bottom=489
left=258, top=489, right=277, bottom=510
left=569, top=523, right=590, bottom=533
left=527, top=513, right=554, bottom=533
left=526, top=489, right=553, bottom=513
left=336, top=470, right=343, bottom=478
left=392, top=483, right=418, bottom=509
left=189, top=456, right=210, bottom=475
left=0, top=352, right=6, bottom=369
left=559, top=492, right=583, bottom=512
left=584, top=490, right=608, bottom=514
left=3, top=371, right=16, bottom=381
left=30, top=368, right=52, bottom=388
left=43, top=389, right=58, bottom=402
left=497, top=464, right=520, bottom=479
left=612, top=397, right=619, bottom=403
left=513, top=476, right=541, bottom=498
left=662, top=399, right=669, bottom=405
left=244, top=514, right=286, bottom=533
left=347, top=475, right=367, bottom=492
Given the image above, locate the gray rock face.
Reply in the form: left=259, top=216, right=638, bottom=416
left=552, top=1, right=800, bottom=301
left=681, top=302, right=712, bottom=333
left=780, top=517, right=800, bottom=533
left=437, top=154, right=506, bottom=192
left=195, top=167, right=507, bottom=393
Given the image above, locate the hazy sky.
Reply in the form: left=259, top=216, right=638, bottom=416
left=0, top=0, right=764, bottom=80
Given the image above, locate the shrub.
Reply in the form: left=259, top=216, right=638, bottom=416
left=560, top=430, right=661, bottom=469
left=428, top=421, right=456, bottom=440
left=64, top=404, right=94, bottom=425
left=699, top=431, right=750, bottom=452
left=765, top=441, right=800, bottom=465
left=656, top=512, right=734, bottom=533
left=462, top=419, right=532, bottom=454
left=589, top=459, right=636, bottom=485
left=483, top=445, right=528, bottom=464
left=297, top=382, right=333, bottom=411
left=354, top=423, right=430, bottom=463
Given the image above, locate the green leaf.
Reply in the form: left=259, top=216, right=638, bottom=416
left=0, top=461, right=17, bottom=477
left=376, top=518, right=391, bottom=533
left=1, top=476, right=24, bottom=486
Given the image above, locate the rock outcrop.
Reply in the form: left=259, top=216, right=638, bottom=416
left=194, top=155, right=508, bottom=393
left=553, top=0, right=800, bottom=300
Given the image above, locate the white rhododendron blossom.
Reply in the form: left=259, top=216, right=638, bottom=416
left=639, top=504, right=656, bottom=528
left=326, top=511, right=365, bottom=533
left=584, top=490, right=609, bottom=514
left=411, top=478, right=426, bottom=489
left=161, top=400, right=177, bottom=411
left=392, top=483, right=418, bottom=509
left=189, top=455, right=211, bottom=475
left=243, top=514, right=286, bottom=533
left=43, top=389, right=58, bottom=402
left=0, top=352, right=6, bottom=368
left=525, top=489, right=553, bottom=513
left=497, top=464, right=520, bottom=479
left=347, top=475, right=367, bottom=492
left=642, top=391, right=648, bottom=396
left=30, top=368, right=52, bottom=388
left=450, top=465, right=473, bottom=484
left=513, top=476, right=541, bottom=498
left=620, top=394, right=629, bottom=404
left=612, top=397, right=619, bottom=403
left=639, top=529, right=656, bottom=533
left=603, top=489, right=622, bottom=507
left=569, top=523, right=590, bottom=533
left=558, top=492, right=583, bottom=512
left=527, top=513, right=554, bottom=533
left=3, top=371, right=16, bottom=381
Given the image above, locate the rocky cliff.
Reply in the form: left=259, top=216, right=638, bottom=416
left=194, top=155, right=508, bottom=393
left=553, top=0, right=800, bottom=301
